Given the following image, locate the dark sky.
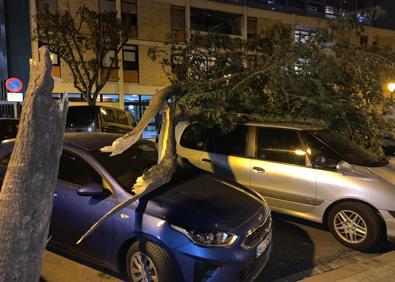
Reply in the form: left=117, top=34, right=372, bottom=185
left=375, top=1, right=395, bottom=29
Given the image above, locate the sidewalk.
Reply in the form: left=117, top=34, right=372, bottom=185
left=41, top=251, right=122, bottom=282
left=302, top=251, right=395, bottom=282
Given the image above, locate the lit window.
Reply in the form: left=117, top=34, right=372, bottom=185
left=325, top=6, right=336, bottom=19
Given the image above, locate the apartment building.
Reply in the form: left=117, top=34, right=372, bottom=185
left=22, top=0, right=395, bottom=132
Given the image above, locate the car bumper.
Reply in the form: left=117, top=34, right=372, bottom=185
left=380, top=209, right=395, bottom=243
left=172, top=235, right=272, bottom=282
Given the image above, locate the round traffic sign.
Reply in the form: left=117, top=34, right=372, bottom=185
left=5, top=78, right=23, bottom=93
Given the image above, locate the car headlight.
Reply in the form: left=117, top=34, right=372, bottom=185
left=171, top=225, right=238, bottom=247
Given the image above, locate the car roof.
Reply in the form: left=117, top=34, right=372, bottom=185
left=63, top=132, right=122, bottom=151
left=1, top=132, right=128, bottom=152
left=244, top=122, right=325, bottom=131
left=0, top=118, right=19, bottom=121
left=178, top=120, right=325, bottom=131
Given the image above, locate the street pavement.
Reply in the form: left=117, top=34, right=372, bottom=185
left=40, top=213, right=395, bottom=281
left=302, top=251, right=395, bottom=282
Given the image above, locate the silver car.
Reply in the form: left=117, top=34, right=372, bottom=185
left=175, top=122, right=395, bottom=251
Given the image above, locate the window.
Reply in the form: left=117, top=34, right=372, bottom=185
left=295, top=29, right=312, bottom=44
left=325, top=5, right=337, bottom=19
left=58, top=151, right=102, bottom=186
left=180, top=124, right=210, bottom=150
left=257, top=128, right=306, bottom=166
left=92, top=141, right=157, bottom=191
left=306, top=2, right=323, bottom=14
left=100, top=108, right=117, bottom=123
left=171, top=6, right=185, bottom=42
left=288, top=0, right=305, bottom=10
left=191, top=8, right=242, bottom=36
left=247, top=55, right=257, bottom=71
left=360, top=35, right=368, bottom=46
left=122, top=0, right=137, bottom=37
left=114, top=109, right=131, bottom=125
left=123, top=45, right=138, bottom=70
left=247, top=17, right=257, bottom=39
left=65, top=106, right=97, bottom=129
left=207, top=125, right=248, bottom=156
left=99, top=0, right=116, bottom=12
left=37, top=0, right=58, bottom=13
left=301, top=131, right=341, bottom=170
left=305, top=130, right=387, bottom=167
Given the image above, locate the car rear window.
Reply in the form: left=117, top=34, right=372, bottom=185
left=66, top=107, right=96, bottom=129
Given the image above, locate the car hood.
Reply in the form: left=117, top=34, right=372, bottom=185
left=138, top=173, right=266, bottom=231
left=369, top=159, right=395, bottom=186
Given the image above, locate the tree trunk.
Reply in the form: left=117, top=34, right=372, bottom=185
left=0, top=47, right=68, bottom=281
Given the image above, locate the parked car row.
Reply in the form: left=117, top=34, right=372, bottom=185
left=0, top=132, right=272, bottom=282
left=1, top=107, right=394, bottom=281
left=176, top=122, right=395, bottom=251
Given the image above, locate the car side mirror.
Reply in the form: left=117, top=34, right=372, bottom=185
left=77, top=183, right=109, bottom=196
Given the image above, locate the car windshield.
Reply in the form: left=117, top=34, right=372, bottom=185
left=66, top=107, right=96, bottom=129
left=92, top=140, right=158, bottom=192
left=308, top=130, right=388, bottom=167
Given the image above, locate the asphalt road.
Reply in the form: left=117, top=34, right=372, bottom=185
left=257, top=213, right=395, bottom=281
left=41, top=212, right=395, bottom=282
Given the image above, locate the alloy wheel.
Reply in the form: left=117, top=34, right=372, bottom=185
left=130, top=252, right=159, bottom=282
left=333, top=210, right=368, bottom=244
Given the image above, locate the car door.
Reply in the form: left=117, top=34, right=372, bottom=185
left=50, top=150, right=120, bottom=263
left=250, top=127, right=317, bottom=213
left=196, top=125, right=252, bottom=188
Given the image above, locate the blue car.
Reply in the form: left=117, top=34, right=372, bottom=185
left=0, top=133, right=272, bottom=282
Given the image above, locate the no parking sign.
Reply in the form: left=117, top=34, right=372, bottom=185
left=5, top=77, right=23, bottom=93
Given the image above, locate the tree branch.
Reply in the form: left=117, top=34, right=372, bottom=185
left=77, top=103, right=177, bottom=244
left=101, top=86, right=172, bottom=156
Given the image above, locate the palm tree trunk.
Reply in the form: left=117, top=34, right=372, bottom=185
left=0, top=47, right=68, bottom=281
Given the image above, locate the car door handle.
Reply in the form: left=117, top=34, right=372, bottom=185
left=202, top=158, right=212, bottom=163
left=53, top=192, right=58, bottom=197
left=253, top=166, right=265, bottom=173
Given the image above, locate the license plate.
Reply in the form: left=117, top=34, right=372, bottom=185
left=256, top=232, right=272, bottom=258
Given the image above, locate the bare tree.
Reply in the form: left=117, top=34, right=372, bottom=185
left=0, top=47, right=68, bottom=281
left=34, top=5, right=132, bottom=105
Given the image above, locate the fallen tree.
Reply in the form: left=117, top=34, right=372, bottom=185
left=77, top=11, right=395, bottom=243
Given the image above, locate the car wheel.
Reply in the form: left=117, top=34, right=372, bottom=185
left=126, top=240, right=178, bottom=282
left=328, top=202, right=383, bottom=251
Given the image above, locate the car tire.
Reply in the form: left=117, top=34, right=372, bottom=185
left=328, top=202, right=383, bottom=251
left=126, top=240, right=178, bottom=282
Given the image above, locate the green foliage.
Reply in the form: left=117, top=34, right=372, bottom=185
left=150, top=14, right=395, bottom=156
left=34, top=5, right=132, bottom=105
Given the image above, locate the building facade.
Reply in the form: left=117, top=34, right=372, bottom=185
left=0, top=0, right=32, bottom=117
left=27, top=0, right=395, bottom=133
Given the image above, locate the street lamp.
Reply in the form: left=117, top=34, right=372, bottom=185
left=388, top=82, right=395, bottom=100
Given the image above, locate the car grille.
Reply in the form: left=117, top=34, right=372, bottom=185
left=242, top=214, right=272, bottom=249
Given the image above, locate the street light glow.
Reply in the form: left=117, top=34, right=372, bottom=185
left=388, top=83, right=395, bottom=93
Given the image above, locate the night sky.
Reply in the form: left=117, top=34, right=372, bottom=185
left=375, top=1, right=395, bottom=29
